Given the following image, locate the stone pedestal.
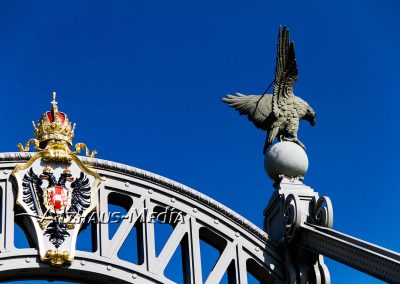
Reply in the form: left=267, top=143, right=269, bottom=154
left=263, top=142, right=332, bottom=283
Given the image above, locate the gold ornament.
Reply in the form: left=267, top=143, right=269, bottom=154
left=17, top=92, right=97, bottom=163
left=43, top=249, right=71, bottom=266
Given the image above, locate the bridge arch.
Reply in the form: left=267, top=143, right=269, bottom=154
left=0, top=152, right=284, bottom=283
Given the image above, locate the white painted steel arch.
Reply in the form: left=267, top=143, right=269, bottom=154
left=0, top=153, right=285, bottom=283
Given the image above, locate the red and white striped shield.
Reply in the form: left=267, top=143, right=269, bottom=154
left=45, top=186, right=70, bottom=213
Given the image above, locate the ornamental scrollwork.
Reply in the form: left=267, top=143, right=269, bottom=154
left=309, top=196, right=334, bottom=228
left=283, top=194, right=302, bottom=242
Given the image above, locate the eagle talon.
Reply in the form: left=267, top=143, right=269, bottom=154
left=283, top=137, right=306, bottom=149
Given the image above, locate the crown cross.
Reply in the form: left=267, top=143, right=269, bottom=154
left=51, top=91, right=57, bottom=106
left=51, top=91, right=58, bottom=111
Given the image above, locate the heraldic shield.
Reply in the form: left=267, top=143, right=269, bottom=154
left=12, top=93, right=101, bottom=266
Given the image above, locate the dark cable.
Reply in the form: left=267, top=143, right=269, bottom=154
left=253, top=78, right=275, bottom=117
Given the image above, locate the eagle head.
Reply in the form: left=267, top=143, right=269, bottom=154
left=305, top=106, right=316, bottom=127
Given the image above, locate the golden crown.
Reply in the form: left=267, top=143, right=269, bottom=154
left=32, top=92, right=76, bottom=146
left=18, top=92, right=96, bottom=163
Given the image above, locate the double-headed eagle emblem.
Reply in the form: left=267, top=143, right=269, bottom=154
left=23, top=167, right=91, bottom=247
left=23, top=168, right=91, bottom=217
left=223, top=27, right=316, bottom=153
left=13, top=93, right=101, bottom=266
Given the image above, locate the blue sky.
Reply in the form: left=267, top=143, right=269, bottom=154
left=1, top=0, right=399, bottom=283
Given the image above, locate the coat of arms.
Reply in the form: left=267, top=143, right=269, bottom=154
left=12, top=92, right=101, bottom=266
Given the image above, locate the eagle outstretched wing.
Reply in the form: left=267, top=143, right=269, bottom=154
left=22, top=168, right=45, bottom=215
left=272, top=26, right=298, bottom=117
left=68, top=172, right=91, bottom=215
left=222, top=93, right=273, bottom=130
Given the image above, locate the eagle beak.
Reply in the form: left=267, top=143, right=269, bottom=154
left=311, top=118, right=316, bottom=126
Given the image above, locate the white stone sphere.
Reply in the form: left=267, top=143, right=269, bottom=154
left=264, top=141, right=309, bottom=181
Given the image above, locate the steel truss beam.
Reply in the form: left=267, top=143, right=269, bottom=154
left=297, top=224, right=400, bottom=283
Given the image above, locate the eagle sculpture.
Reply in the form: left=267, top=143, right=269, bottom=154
left=222, top=26, right=316, bottom=154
